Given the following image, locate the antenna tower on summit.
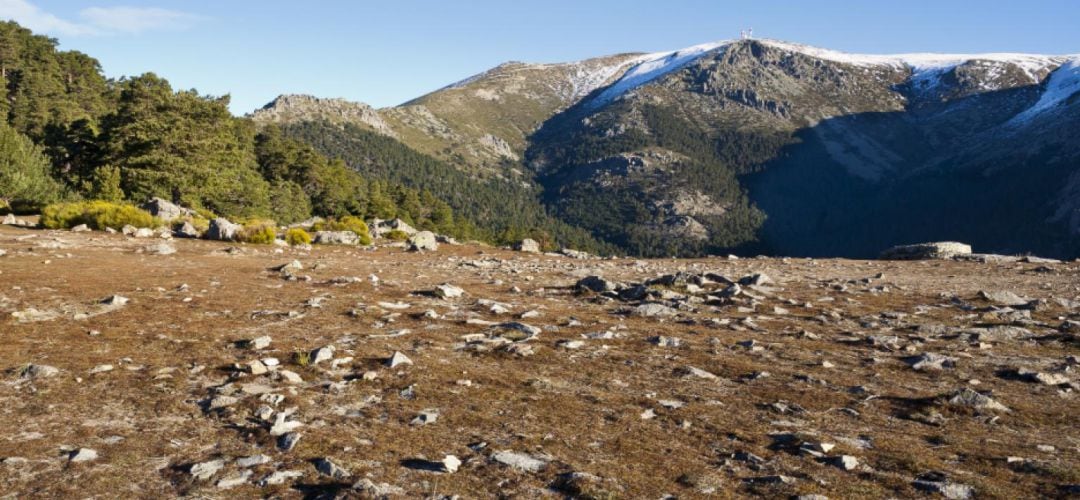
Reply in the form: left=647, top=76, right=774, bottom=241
left=740, top=28, right=754, bottom=40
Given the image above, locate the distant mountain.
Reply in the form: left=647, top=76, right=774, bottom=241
left=253, top=39, right=1080, bottom=258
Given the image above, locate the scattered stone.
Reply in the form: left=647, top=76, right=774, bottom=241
left=277, top=432, right=302, bottom=452
left=216, top=470, right=252, bottom=489
left=20, top=364, right=59, bottom=379
left=491, top=450, right=547, bottom=473
left=189, top=459, right=225, bottom=480
left=352, top=479, right=406, bottom=496
left=433, top=283, right=464, bottom=299
left=68, top=448, right=98, bottom=463
left=978, top=290, right=1029, bottom=307
left=947, top=388, right=1010, bottom=412
left=244, top=336, right=272, bottom=350
left=411, top=409, right=439, bottom=425
left=407, top=231, right=438, bottom=252
left=236, top=455, right=272, bottom=468
left=386, top=351, right=413, bottom=368
left=314, top=457, right=350, bottom=479
left=649, top=336, right=682, bottom=348
left=633, top=303, right=677, bottom=317
left=828, top=455, right=859, bottom=471
left=260, top=470, right=304, bottom=486
left=205, top=218, right=241, bottom=241
left=575, top=275, right=616, bottom=293
left=514, top=238, right=541, bottom=253
left=441, top=455, right=462, bottom=473
left=313, top=231, right=359, bottom=245
left=310, top=345, right=335, bottom=365
left=904, top=353, right=956, bottom=371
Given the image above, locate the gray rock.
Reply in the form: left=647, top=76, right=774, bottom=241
left=132, top=227, right=155, bottom=238
left=370, top=218, right=417, bottom=237
left=386, top=351, right=413, bottom=368
left=277, top=432, right=302, bottom=452
left=650, top=336, right=682, bottom=347
left=314, top=457, right=350, bottom=479
left=407, top=231, right=438, bottom=251
left=576, top=275, right=616, bottom=293
left=70, top=224, right=90, bottom=232
left=69, top=448, right=98, bottom=462
left=216, top=470, right=252, bottom=489
left=141, top=197, right=193, bottom=221
left=2, top=213, right=16, bottom=225
left=310, top=345, right=335, bottom=365
left=190, top=459, right=225, bottom=480
left=144, top=242, right=176, bottom=255
left=913, top=477, right=974, bottom=499
left=491, top=450, right=547, bottom=472
left=828, top=455, right=859, bottom=471
left=633, top=303, right=677, bottom=317
left=880, top=241, right=972, bottom=260
left=21, top=364, right=59, bottom=379
left=352, top=479, right=406, bottom=496
left=174, top=221, right=200, bottom=238
left=515, top=238, right=541, bottom=253
left=313, top=230, right=359, bottom=245
left=235, top=454, right=272, bottom=468
left=434, top=283, right=464, bottom=299
left=245, top=336, right=272, bottom=350
left=260, top=469, right=304, bottom=486
left=206, top=218, right=241, bottom=241
left=947, top=388, right=1010, bottom=412
left=977, top=290, right=1029, bottom=307
left=411, top=409, right=439, bottom=425
left=904, top=353, right=956, bottom=371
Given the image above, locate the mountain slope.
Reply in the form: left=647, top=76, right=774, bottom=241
left=253, top=39, right=1080, bottom=259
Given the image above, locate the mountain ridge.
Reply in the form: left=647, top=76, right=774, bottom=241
left=254, top=38, right=1080, bottom=258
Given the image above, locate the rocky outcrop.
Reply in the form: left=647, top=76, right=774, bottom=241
left=205, top=218, right=241, bottom=241
left=879, top=242, right=973, bottom=260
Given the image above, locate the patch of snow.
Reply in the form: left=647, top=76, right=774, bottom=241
left=591, top=41, right=733, bottom=106
left=585, top=38, right=1070, bottom=107
left=1009, top=58, right=1080, bottom=125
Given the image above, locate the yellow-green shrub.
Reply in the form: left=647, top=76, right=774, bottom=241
left=41, top=201, right=159, bottom=230
left=238, top=220, right=278, bottom=244
left=312, top=215, right=372, bottom=245
left=285, top=227, right=312, bottom=246
left=384, top=229, right=409, bottom=241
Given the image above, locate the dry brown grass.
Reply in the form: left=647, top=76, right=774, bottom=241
left=0, top=224, right=1076, bottom=497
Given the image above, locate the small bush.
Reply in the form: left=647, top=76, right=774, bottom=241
left=239, top=220, right=278, bottom=245
left=285, top=228, right=312, bottom=246
left=385, top=229, right=409, bottom=242
left=312, top=215, right=372, bottom=245
left=41, top=201, right=159, bottom=230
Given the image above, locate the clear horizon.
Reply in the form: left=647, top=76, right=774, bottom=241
left=3, top=0, right=1079, bottom=114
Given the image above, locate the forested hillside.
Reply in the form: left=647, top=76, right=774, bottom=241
left=0, top=21, right=477, bottom=241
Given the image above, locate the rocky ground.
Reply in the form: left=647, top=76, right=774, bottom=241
left=0, top=222, right=1078, bottom=499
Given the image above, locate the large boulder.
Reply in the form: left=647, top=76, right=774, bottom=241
left=514, top=238, right=541, bottom=253
left=174, top=221, right=201, bottom=239
left=407, top=231, right=438, bottom=252
left=313, top=231, right=359, bottom=245
left=205, top=218, right=241, bottom=241
left=879, top=242, right=972, bottom=260
left=370, top=218, right=418, bottom=238
left=141, top=197, right=194, bottom=222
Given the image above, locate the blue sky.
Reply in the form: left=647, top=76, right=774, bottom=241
left=3, top=0, right=1079, bottom=114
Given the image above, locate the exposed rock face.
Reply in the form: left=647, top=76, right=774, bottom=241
left=205, top=218, right=241, bottom=241
left=249, top=94, right=396, bottom=137
left=880, top=242, right=973, bottom=260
